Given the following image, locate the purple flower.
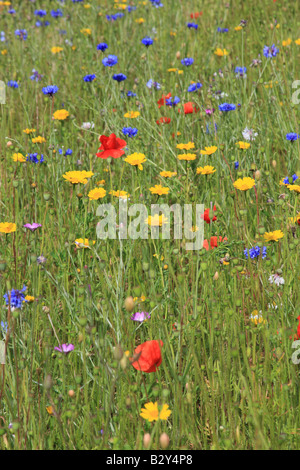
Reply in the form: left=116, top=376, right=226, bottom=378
left=54, top=343, right=74, bottom=354
left=23, top=223, right=42, bottom=232
left=130, top=311, right=151, bottom=322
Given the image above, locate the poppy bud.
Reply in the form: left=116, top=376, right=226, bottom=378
left=143, top=433, right=151, bottom=449
left=44, top=374, right=53, bottom=390
left=68, top=390, right=75, bottom=398
left=176, top=51, right=181, bottom=59
left=113, top=345, right=123, bottom=361
left=213, top=271, right=219, bottom=281
left=272, top=160, right=277, bottom=168
left=120, top=354, right=128, bottom=370
left=159, top=433, right=170, bottom=449
left=6, top=141, right=12, bottom=147
left=255, top=170, right=261, bottom=180
left=124, top=296, right=135, bottom=312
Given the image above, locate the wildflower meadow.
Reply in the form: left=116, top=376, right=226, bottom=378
left=0, top=0, right=300, bottom=452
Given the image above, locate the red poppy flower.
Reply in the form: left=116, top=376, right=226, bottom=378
left=131, top=339, right=163, bottom=373
left=184, top=102, right=200, bottom=114
left=190, top=12, right=202, bottom=18
left=297, top=316, right=300, bottom=339
left=156, top=117, right=171, bottom=125
left=203, top=236, right=227, bottom=251
left=157, top=93, right=172, bottom=108
left=96, top=133, right=127, bottom=159
left=201, top=206, right=217, bottom=224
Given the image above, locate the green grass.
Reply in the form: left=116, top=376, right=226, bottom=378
left=0, top=0, right=300, bottom=450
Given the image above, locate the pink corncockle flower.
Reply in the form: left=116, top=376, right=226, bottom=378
left=205, top=108, right=215, bottom=115
left=130, top=312, right=151, bottom=322
left=54, top=344, right=74, bottom=354
left=23, top=223, right=42, bottom=232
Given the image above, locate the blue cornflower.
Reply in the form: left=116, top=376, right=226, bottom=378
left=244, top=246, right=267, bottom=260
left=263, top=44, right=279, bottom=58
left=3, top=285, right=27, bottom=310
left=102, top=55, right=118, bottom=67
left=188, top=82, right=202, bottom=92
left=83, top=74, right=96, bottom=82
left=0, top=321, right=8, bottom=336
left=235, top=66, right=247, bottom=76
left=146, top=79, right=161, bottom=89
left=7, top=80, right=19, bottom=88
left=166, top=96, right=180, bottom=107
left=26, top=153, right=44, bottom=164
left=36, top=21, right=50, bottom=27
left=283, top=174, right=298, bottom=184
left=0, top=32, right=5, bottom=42
left=187, top=23, right=198, bottom=29
left=31, top=70, right=43, bottom=82
left=141, top=37, right=154, bottom=47
left=286, top=133, right=299, bottom=141
left=122, top=127, right=138, bottom=138
left=127, top=6, right=136, bottom=11
left=126, top=91, right=136, bottom=97
left=51, top=9, right=63, bottom=17
left=15, top=29, right=27, bottom=40
left=181, top=57, right=194, bottom=66
left=42, top=85, right=59, bottom=96
left=59, top=148, right=73, bottom=156
left=219, top=103, right=236, bottom=112
left=149, top=0, right=163, bottom=7
left=97, top=42, right=108, bottom=52
left=234, top=161, right=239, bottom=169
left=113, top=73, right=127, bottom=82
left=217, top=27, right=229, bottom=32
left=34, top=9, right=47, bottom=17
left=8, top=9, right=16, bottom=14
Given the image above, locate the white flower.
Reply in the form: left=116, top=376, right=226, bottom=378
left=269, top=274, right=285, bottom=286
left=242, top=127, right=258, bottom=141
left=81, top=122, right=94, bottom=130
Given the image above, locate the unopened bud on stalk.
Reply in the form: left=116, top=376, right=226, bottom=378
left=159, top=433, right=170, bottom=449
left=124, top=296, right=135, bottom=312
left=44, top=374, right=53, bottom=390
left=113, top=345, right=123, bottom=361
left=272, top=160, right=277, bottom=168
left=143, top=433, right=151, bottom=449
left=213, top=271, right=219, bottom=281
left=255, top=170, right=261, bottom=180
left=176, top=51, right=181, bottom=59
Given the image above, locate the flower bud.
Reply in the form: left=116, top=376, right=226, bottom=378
left=124, top=296, right=134, bottom=312
left=143, top=433, right=151, bottom=449
left=113, top=345, right=123, bottom=361
left=213, top=271, right=219, bottom=281
left=159, top=432, right=170, bottom=449
left=6, top=141, right=12, bottom=147
left=176, top=51, right=181, bottom=59
left=255, top=170, right=261, bottom=180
